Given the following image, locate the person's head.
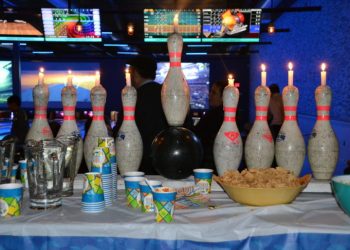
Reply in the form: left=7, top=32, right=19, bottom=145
left=209, top=80, right=227, bottom=108
left=127, top=55, right=157, bottom=88
left=7, top=95, right=21, bottom=111
left=269, top=84, right=280, bottom=94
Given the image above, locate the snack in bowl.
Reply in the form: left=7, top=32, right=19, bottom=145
left=214, top=167, right=311, bottom=206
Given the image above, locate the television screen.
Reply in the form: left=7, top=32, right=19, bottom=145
left=42, top=8, right=101, bottom=42
left=0, top=61, right=13, bottom=105
left=202, top=9, right=261, bottom=42
left=144, top=9, right=201, bottom=42
left=21, top=62, right=100, bottom=109
left=155, top=62, right=210, bottom=110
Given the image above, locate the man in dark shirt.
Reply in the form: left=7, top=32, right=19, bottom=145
left=7, top=95, right=29, bottom=145
left=113, top=56, right=168, bottom=174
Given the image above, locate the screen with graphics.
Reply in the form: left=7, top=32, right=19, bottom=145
left=202, top=9, right=261, bottom=42
left=0, top=61, right=12, bottom=105
left=42, top=8, right=101, bottom=42
left=155, top=62, right=210, bottom=109
left=21, top=62, right=100, bottom=109
left=144, top=9, right=201, bottom=42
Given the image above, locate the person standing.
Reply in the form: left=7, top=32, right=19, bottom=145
left=113, top=56, right=168, bottom=174
left=7, top=95, right=29, bottom=145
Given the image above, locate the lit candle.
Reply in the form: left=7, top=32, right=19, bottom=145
left=321, top=63, right=326, bottom=86
left=38, top=67, right=44, bottom=85
left=67, top=70, right=73, bottom=86
left=125, top=67, right=131, bottom=87
left=173, top=13, right=179, bottom=33
left=95, top=71, right=100, bottom=86
left=288, top=62, right=293, bottom=86
left=261, top=64, right=266, bottom=86
left=228, top=74, right=234, bottom=86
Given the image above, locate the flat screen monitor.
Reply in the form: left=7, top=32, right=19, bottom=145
left=0, top=61, right=13, bottom=106
left=155, top=62, right=210, bottom=110
left=42, top=8, right=101, bottom=42
left=144, top=9, right=201, bottom=42
left=21, top=62, right=100, bottom=109
left=202, top=9, right=261, bottom=42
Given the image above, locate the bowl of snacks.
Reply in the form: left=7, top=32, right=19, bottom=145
left=331, top=175, right=350, bottom=216
left=213, top=167, right=311, bottom=206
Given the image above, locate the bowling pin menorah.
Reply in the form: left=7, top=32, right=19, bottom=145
left=308, top=64, right=338, bottom=180
left=115, top=84, right=143, bottom=176
left=213, top=77, right=242, bottom=176
left=161, top=16, right=190, bottom=127
left=26, top=68, right=53, bottom=142
left=84, top=72, right=108, bottom=170
left=275, top=86, right=305, bottom=176
left=57, top=71, right=83, bottom=176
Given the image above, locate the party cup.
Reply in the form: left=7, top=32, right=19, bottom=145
left=140, top=180, right=162, bottom=213
left=82, top=172, right=105, bottom=203
left=0, top=183, right=23, bottom=217
left=153, top=187, right=177, bottom=223
left=123, top=171, right=145, bottom=178
left=19, top=160, right=29, bottom=189
left=10, top=164, right=19, bottom=183
left=193, top=169, right=213, bottom=194
left=124, top=176, right=144, bottom=208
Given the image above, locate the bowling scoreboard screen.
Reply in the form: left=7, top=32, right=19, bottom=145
left=0, top=61, right=12, bottom=106
left=144, top=9, right=201, bottom=42
left=202, top=9, right=261, bottom=42
left=155, top=62, right=210, bottom=110
left=42, top=8, right=101, bottom=42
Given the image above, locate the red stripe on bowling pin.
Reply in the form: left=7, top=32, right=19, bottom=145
left=256, top=116, right=267, bottom=121
left=124, top=116, right=135, bottom=121
left=256, top=106, right=268, bottom=111
left=123, top=106, right=136, bottom=111
left=92, top=106, right=104, bottom=112
left=34, top=114, right=46, bottom=119
left=224, top=107, right=237, bottom=112
left=224, top=116, right=236, bottom=122
left=93, top=116, right=104, bottom=121
left=284, top=106, right=297, bottom=111
left=64, top=115, right=75, bottom=120
left=170, top=62, right=181, bottom=67
left=317, top=115, right=330, bottom=121
left=317, top=106, right=330, bottom=111
left=169, top=52, right=182, bottom=58
left=63, top=106, right=75, bottom=111
left=285, top=115, right=297, bottom=121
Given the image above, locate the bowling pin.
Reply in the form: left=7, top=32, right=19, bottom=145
left=115, top=68, right=143, bottom=175
left=213, top=75, right=242, bottom=176
left=161, top=13, right=190, bottom=126
left=84, top=71, right=108, bottom=170
left=275, top=63, right=305, bottom=176
left=57, top=70, right=83, bottom=176
left=26, top=68, right=53, bottom=141
left=245, top=65, right=274, bottom=169
left=308, top=63, right=338, bottom=180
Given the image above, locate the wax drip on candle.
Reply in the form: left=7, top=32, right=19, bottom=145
left=95, top=71, right=100, bottom=86
left=228, top=74, right=234, bottom=86
left=173, top=13, right=179, bottom=33
left=261, top=64, right=266, bottom=86
left=321, top=63, right=326, bottom=86
left=38, top=67, right=45, bottom=85
left=288, top=62, right=293, bottom=86
left=125, top=67, right=131, bottom=87
left=67, top=70, right=73, bottom=86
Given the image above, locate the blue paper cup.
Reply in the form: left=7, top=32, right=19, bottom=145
left=19, top=160, right=29, bottom=189
left=140, top=180, right=162, bottom=213
left=0, top=183, right=23, bottom=217
left=91, top=147, right=112, bottom=175
left=124, top=176, right=144, bottom=208
left=153, top=187, right=177, bottom=223
left=10, top=165, right=19, bottom=183
left=193, top=169, right=213, bottom=194
left=82, top=172, right=105, bottom=203
left=123, top=171, right=145, bottom=178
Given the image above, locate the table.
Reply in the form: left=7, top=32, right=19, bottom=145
left=1, top=176, right=350, bottom=250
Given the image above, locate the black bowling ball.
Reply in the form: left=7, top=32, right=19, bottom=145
left=151, top=127, right=203, bottom=180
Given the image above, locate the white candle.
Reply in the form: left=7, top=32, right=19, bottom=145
left=321, top=63, right=326, bottom=86
left=288, top=62, right=293, bottom=86
left=228, top=74, right=234, bottom=86
left=95, top=71, right=100, bottom=86
left=261, top=64, right=266, bottom=86
left=67, top=70, right=73, bottom=86
left=125, top=67, right=131, bottom=87
left=173, top=13, right=179, bottom=33
left=38, top=67, right=44, bottom=85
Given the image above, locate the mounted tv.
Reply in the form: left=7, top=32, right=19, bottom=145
left=202, top=9, right=261, bottom=42
left=144, top=9, right=201, bottom=42
left=42, top=8, right=101, bottom=42
left=21, top=62, right=100, bottom=109
left=0, top=61, right=13, bottom=106
left=155, top=62, right=210, bottom=110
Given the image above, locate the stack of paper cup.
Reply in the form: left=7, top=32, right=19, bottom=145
left=98, top=137, right=117, bottom=201
left=81, top=172, right=105, bottom=213
left=18, top=160, right=29, bottom=189
left=91, top=147, right=113, bottom=206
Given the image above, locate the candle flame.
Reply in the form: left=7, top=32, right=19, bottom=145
left=288, top=62, right=293, bottom=71
left=125, top=67, right=130, bottom=74
left=228, top=74, right=233, bottom=80
left=321, top=63, right=326, bottom=71
left=174, top=13, right=179, bottom=26
left=261, top=64, right=266, bottom=72
left=39, top=67, right=44, bottom=73
left=68, top=69, right=72, bottom=75
left=96, top=70, right=100, bottom=77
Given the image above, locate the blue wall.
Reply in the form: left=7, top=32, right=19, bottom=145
left=250, top=0, right=350, bottom=175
